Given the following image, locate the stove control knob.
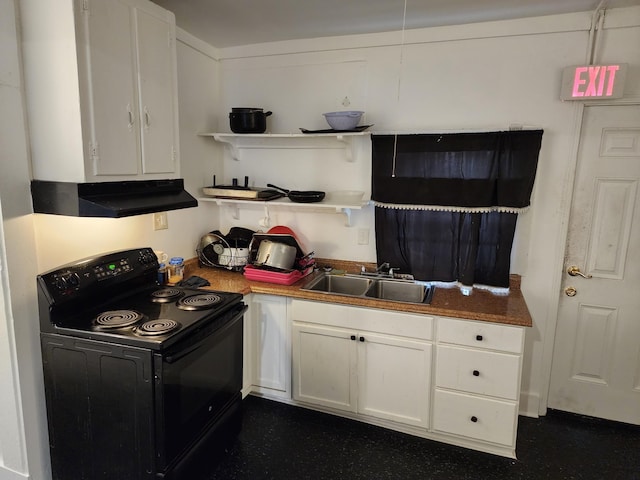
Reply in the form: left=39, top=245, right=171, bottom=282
left=139, top=251, right=155, bottom=265
left=67, top=273, right=80, bottom=287
left=54, top=276, right=68, bottom=290
left=54, top=273, right=80, bottom=291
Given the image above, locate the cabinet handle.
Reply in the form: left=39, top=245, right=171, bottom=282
left=350, top=335, right=356, bottom=341
left=470, top=416, right=478, bottom=423
left=144, top=107, right=151, bottom=128
left=359, top=336, right=365, bottom=342
left=472, top=370, right=480, bottom=377
left=127, top=104, right=134, bottom=129
left=475, top=334, right=483, bottom=341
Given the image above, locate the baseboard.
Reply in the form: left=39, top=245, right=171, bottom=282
left=519, top=391, right=541, bottom=418
left=0, top=465, right=30, bottom=480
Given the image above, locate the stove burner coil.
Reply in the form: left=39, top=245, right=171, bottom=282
left=150, top=288, right=184, bottom=303
left=177, top=293, right=223, bottom=311
left=95, top=310, right=144, bottom=329
left=134, top=319, right=180, bottom=336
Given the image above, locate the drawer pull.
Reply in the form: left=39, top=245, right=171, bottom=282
left=359, top=336, right=365, bottom=342
left=350, top=335, right=356, bottom=341
left=475, top=334, right=483, bottom=341
left=472, top=370, right=480, bottom=377
left=470, top=416, right=478, bottom=423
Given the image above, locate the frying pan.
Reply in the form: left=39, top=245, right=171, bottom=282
left=267, top=184, right=325, bottom=203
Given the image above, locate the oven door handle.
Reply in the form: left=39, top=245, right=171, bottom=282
left=164, top=305, right=246, bottom=364
left=165, top=341, right=205, bottom=364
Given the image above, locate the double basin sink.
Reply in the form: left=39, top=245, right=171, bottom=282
left=301, top=273, right=434, bottom=305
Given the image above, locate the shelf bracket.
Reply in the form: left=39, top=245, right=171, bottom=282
left=338, top=207, right=353, bottom=226
left=213, top=134, right=241, bottom=160
left=229, top=203, right=240, bottom=220
left=259, top=205, right=271, bottom=228
left=335, top=134, right=355, bottom=162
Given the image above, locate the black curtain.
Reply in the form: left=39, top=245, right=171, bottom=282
left=372, top=130, right=542, bottom=288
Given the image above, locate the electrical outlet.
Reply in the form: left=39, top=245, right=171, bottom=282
left=153, top=212, right=168, bottom=230
left=357, top=228, right=369, bottom=245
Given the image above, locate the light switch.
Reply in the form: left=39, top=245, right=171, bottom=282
left=153, top=212, right=168, bottom=230
left=357, top=228, right=369, bottom=245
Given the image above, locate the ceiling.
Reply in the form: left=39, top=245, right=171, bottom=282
left=151, top=0, right=640, bottom=48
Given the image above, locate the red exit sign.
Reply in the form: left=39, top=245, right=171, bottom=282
left=560, top=64, right=627, bottom=100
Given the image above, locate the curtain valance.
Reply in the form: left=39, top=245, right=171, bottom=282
left=371, top=130, right=543, bottom=212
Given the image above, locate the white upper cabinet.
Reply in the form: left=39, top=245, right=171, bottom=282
left=21, top=0, right=179, bottom=182
left=134, top=6, right=179, bottom=175
left=84, top=0, right=138, bottom=176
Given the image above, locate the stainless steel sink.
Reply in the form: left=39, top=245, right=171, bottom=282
left=302, top=274, right=373, bottom=296
left=301, top=273, right=434, bottom=305
left=364, top=279, right=433, bottom=304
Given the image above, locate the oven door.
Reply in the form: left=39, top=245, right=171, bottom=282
left=154, top=302, right=246, bottom=472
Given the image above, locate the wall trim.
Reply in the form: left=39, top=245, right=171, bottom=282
left=0, top=465, right=30, bottom=480
left=176, top=26, right=221, bottom=61
left=519, top=391, right=541, bottom=418
left=217, top=10, right=593, bottom=60
left=603, top=5, right=640, bottom=28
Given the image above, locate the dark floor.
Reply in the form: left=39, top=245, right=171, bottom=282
left=201, top=395, right=640, bottom=480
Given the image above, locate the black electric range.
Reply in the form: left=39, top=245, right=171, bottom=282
left=37, top=248, right=246, bottom=479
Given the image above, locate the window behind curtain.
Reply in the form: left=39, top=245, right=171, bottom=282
left=371, top=130, right=543, bottom=289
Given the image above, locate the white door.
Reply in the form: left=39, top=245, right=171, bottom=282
left=548, top=104, right=640, bottom=424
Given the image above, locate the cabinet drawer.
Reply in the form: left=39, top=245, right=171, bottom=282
left=435, top=345, right=521, bottom=400
left=432, top=389, right=517, bottom=447
left=291, top=299, right=433, bottom=340
left=437, top=317, right=523, bottom=353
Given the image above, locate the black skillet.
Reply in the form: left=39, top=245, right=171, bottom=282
left=267, top=184, right=326, bottom=203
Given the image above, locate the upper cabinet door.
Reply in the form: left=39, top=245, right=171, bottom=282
left=134, top=7, right=178, bottom=175
left=23, top=0, right=179, bottom=182
left=85, top=0, right=139, bottom=176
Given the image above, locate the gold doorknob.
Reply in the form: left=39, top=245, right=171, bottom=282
left=565, top=286, right=577, bottom=296
left=567, top=266, right=592, bottom=278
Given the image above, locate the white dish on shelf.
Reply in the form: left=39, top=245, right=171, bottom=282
left=327, top=190, right=365, bottom=203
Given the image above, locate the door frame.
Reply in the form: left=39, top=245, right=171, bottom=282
left=539, top=97, right=640, bottom=416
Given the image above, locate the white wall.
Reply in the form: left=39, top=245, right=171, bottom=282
left=207, top=7, right=640, bottom=415
left=0, top=1, right=49, bottom=478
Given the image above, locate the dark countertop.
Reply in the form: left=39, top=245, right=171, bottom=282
left=185, top=258, right=532, bottom=327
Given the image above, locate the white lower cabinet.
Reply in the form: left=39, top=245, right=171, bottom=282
left=432, top=390, right=518, bottom=446
left=248, top=294, right=291, bottom=400
left=262, top=298, right=526, bottom=458
left=291, top=300, right=432, bottom=430
left=357, top=331, right=431, bottom=428
left=242, top=296, right=253, bottom=397
left=432, top=316, right=525, bottom=456
left=292, top=323, right=356, bottom=412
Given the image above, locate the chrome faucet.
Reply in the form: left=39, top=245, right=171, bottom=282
left=376, top=262, right=390, bottom=273
left=357, top=262, right=394, bottom=278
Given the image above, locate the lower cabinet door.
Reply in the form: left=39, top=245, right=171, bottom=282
left=432, top=389, right=518, bottom=446
left=292, top=323, right=357, bottom=412
left=252, top=295, right=290, bottom=397
left=357, top=332, right=431, bottom=428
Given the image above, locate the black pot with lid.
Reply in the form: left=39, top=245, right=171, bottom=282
left=229, top=107, right=273, bottom=133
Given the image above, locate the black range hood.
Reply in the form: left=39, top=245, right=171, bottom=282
left=31, top=179, right=198, bottom=218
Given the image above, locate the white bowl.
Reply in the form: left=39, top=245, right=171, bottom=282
left=328, top=190, right=365, bottom=204
left=322, top=111, right=364, bottom=130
